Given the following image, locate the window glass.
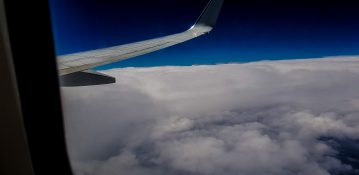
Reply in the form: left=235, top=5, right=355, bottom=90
left=51, top=0, right=359, bottom=175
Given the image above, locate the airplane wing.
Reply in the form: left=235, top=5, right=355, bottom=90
left=58, top=0, right=224, bottom=86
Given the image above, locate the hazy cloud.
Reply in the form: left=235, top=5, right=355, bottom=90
left=61, top=56, right=359, bottom=175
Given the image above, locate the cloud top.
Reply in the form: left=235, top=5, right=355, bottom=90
left=62, top=56, right=359, bottom=175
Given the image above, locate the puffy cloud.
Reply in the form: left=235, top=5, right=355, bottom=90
left=61, top=56, right=359, bottom=175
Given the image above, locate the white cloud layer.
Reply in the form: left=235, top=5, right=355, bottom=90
left=61, top=56, right=359, bottom=175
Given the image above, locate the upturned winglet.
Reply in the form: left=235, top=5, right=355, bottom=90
left=194, top=0, right=224, bottom=28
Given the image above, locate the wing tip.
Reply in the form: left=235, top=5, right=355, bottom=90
left=194, top=0, right=224, bottom=29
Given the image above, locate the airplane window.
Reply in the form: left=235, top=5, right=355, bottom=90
left=50, top=0, right=359, bottom=175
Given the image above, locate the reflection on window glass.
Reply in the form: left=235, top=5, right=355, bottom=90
left=51, top=0, right=359, bottom=174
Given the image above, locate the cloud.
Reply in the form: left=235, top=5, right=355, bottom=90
left=61, top=56, right=359, bottom=175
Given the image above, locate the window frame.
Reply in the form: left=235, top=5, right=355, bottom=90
left=2, top=0, right=73, bottom=174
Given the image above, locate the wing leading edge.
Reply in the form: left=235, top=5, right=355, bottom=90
left=57, top=0, right=224, bottom=85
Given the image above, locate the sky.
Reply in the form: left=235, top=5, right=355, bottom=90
left=50, top=0, right=359, bottom=69
left=62, top=56, right=359, bottom=175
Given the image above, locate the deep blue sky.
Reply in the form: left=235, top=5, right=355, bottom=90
left=50, top=0, right=359, bottom=69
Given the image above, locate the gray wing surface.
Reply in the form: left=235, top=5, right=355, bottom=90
left=57, top=0, right=224, bottom=76
left=58, top=26, right=213, bottom=76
